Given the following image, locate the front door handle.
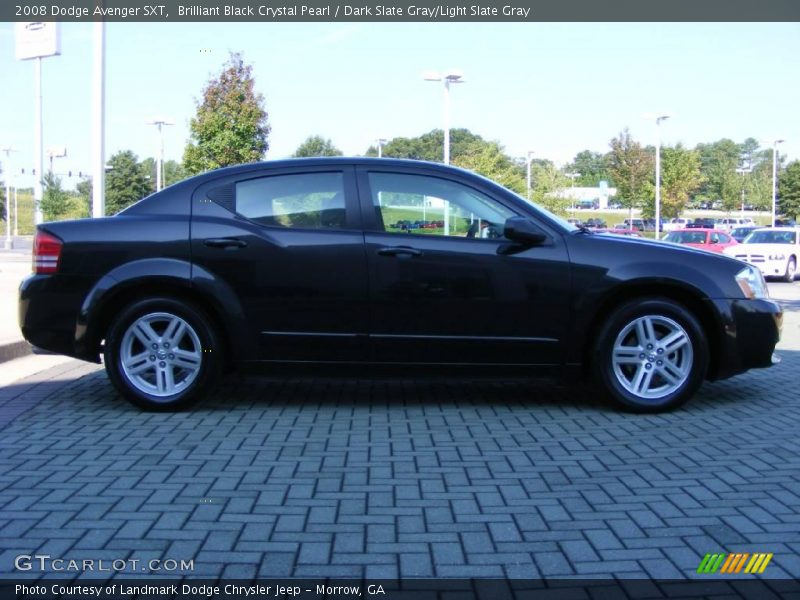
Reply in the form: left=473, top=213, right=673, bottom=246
left=377, top=246, right=423, bottom=258
left=203, top=237, right=248, bottom=249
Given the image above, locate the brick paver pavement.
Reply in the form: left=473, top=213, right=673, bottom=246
left=1, top=289, right=799, bottom=580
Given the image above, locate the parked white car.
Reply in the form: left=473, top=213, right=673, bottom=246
left=720, top=217, right=755, bottom=230
left=723, top=227, right=800, bottom=282
left=663, top=217, right=693, bottom=232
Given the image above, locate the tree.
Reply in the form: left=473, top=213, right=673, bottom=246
left=106, top=150, right=151, bottom=214
left=695, top=139, right=740, bottom=210
left=367, top=129, right=487, bottom=163
left=657, top=144, right=704, bottom=219
left=528, top=162, right=571, bottom=216
left=40, top=172, right=70, bottom=221
left=163, top=160, right=187, bottom=187
left=779, top=160, right=800, bottom=221
left=607, top=129, right=653, bottom=218
left=183, top=52, right=270, bottom=175
left=565, top=150, right=613, bottom=187
left=453, top=141, right=525, bottom=195
left=141, top=158, right=187, bottom=193
left=293, top=135, right=343, bottom=157
left=74, top=177, right=92, bottom=218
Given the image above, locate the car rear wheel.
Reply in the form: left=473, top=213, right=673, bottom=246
left=104, top=297, right=222, bottom=411
left=593, top=298, right=708, bottom=413
left=784, top=257, right=797, bottom=283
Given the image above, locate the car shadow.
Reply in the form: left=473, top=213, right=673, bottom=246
left=2, top=351, right=796, bottom=422
left=198, top=371, right=613, bottom=413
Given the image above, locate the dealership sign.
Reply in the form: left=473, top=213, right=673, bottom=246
left=15, top=22, right=61, bottom=60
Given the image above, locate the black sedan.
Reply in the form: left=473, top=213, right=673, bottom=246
left=19, top=158, right=782, bottom=413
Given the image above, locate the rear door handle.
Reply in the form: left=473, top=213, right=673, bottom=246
left=203, top=237, right=248, bottom=249
left=377, top=246, right=423, bottom=258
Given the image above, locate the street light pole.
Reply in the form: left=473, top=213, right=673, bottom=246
left=1, top=147, right=16, bottom=249
left=735, top=165, right=751, bottom=220
left=92, top=21, right=106, bottom=218
left=147, top=119, right=174, bottom=192
left=376, top=138, right=387, bottom=158
left=34, top=57, right=44, bottom=226
left=654, top=115, right=670, bottom=238
left=423, top=70, right=464, bottom=165
left=771, top=139, right=784, bottom=227
left=424, top=71, right=464, bottom=236
left=526, top=151, right=534, bottom=200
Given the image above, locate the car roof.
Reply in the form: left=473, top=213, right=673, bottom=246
left=187, top=157, right=479, bottom=182
left=751, top=226, right=799, bottom=231
left=671, top=228, right=716, bottom=233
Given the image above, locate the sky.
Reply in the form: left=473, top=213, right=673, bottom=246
left=1, top=21, right=799, bottom=190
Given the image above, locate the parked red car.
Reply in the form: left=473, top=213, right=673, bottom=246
left=662, top=228, right=738, bottom=253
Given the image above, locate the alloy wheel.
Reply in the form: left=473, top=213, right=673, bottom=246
left=611, top=315, right=693, bottom=401
left=119, top=312, right=203, bottom=398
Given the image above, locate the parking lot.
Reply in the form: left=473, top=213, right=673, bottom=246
left=0, top=283, right=799, bottom=580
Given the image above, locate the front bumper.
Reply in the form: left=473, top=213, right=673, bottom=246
left=742, top=258, right=788, bottom=279
left=707, top=297, right=783, bottom=380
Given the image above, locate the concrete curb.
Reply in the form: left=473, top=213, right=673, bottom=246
left=0, top=339, right=32, bottom=364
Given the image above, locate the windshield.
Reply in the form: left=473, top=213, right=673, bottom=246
left=743, top=230, right=797, bottom=244
left=664, top=231, right=707, bottom=244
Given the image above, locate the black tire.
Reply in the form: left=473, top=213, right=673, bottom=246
left=783, top=257, right=796, bottom=283
left=592, top=298, right=709, bottom=413
left=103, top=297, right=222, bottom=411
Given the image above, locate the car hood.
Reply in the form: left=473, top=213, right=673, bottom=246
left=724, top=243, right=794, bottom=256
left=590, top=231, right=744, bottom=265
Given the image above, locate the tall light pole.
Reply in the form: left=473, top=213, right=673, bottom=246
left=653, top=115, right=670, bottom=237
left=771, top=139, right=784, bottom=227
left=566, top=172, right=580, bottom=211
left=423, top=70, right=464, bottom=165
left=147, top=118, right=174, bottom=192
left=376, top=138, right=387, bottom=158
left=525, top=151, right=535, bottom=200
left=735, top=165, right=751, bottom=220
left=423, top=70, right=464, bottom=236
left=92, top=21, right=105, bottom=218
left=1, top=147, right=17, bottom=249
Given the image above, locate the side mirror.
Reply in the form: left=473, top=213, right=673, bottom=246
left=503, top=217, right=548, bottom=245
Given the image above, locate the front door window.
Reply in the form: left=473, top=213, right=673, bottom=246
left=368, top=172, right=515, bottom=239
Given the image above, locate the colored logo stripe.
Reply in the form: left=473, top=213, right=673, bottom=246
left=697, top=554, right=725, bottom=573
left=698, top=553, right=772, bottom=574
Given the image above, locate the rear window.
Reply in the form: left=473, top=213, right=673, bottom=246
left=665, top=231, right=708, bottom=244
left=235, top=172, right=346, bottom=229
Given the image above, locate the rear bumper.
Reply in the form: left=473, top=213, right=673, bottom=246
left=19, top=274, right=98, bottom=362
left=707, top=297, right=782, bottom=380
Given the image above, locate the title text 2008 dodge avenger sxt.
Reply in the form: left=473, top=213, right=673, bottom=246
left=19, top=158, right=782, bottom=412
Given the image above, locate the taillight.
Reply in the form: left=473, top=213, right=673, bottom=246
left=33, top=230, right=63, bottom=274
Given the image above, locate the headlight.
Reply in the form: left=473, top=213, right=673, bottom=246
left=736, top=265, right=769, bottom=299
left=768, top=254, right=785, bottom=261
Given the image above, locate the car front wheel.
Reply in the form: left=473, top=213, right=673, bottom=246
left=104, top=297, right=222, bottom=411
left=593, top=298, right=708, bottom=413
left=784, top=257, right=797, bottom=283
